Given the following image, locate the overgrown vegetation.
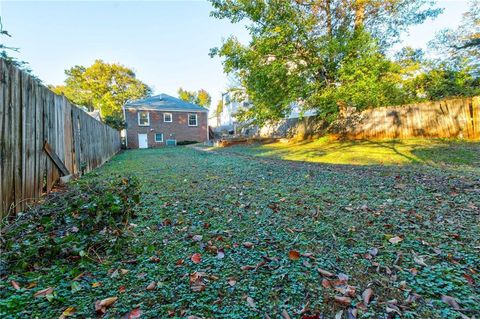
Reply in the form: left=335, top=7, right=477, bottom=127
left=1, top=175, right=140, bottom=315
left=1, top=147, right=478, bottom=318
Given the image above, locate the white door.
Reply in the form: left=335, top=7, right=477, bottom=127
left=138, top=134, right=148, bottom=149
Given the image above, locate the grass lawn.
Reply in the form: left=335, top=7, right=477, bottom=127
left=213, top=138, right=480, bottom=169
left=1, top=146, right=479, bottom=318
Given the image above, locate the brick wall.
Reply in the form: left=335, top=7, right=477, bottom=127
left=125, top=109, right=208, bottom=148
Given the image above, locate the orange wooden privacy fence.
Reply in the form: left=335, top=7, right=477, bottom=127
left=0, top=59, right=121, bottom=218
left=336, top=97, right=480, bottom=139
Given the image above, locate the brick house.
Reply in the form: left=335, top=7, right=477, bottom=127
left=123, top=94, right=208, bottom=149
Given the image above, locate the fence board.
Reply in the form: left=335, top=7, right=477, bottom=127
left=0, top=59, right=121, bottom=219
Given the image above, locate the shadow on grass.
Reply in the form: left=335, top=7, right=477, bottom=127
left=224, top=138, right=480, bottom=168
left=411, top=140, right=480, bottom=168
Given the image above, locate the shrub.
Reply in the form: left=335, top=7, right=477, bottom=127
left=0, top=175, right=141, bottom=272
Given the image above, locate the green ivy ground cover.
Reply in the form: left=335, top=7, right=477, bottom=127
left=1, top=147, right=479, bottom=318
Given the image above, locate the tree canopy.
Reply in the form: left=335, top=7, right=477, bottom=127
left=177, top=88, right=212, bottom=108
left=51, top=60, right=151, bottom=126
left=209, top=0, right=444, bottom=124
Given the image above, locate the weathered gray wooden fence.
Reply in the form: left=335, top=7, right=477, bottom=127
left=0, top=59, right=121, bottom=218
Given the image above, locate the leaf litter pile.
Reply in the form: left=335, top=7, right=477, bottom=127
left=1, top=147, right=479, bottom=318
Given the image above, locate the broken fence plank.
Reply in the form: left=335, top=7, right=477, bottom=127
left=43, top=141, right=70, bottom=176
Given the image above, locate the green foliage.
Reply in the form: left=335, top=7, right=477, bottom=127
left=51, top=60, right=151, bottom=123
left=2, top=175, right=141, bottom=272
left=177, top=88, right=212, bottom=108
left=404, top=65, right=480, bottom=100
left=209, top=0, right=441, bottom=125
left=103, top=115, right=126, bottom=131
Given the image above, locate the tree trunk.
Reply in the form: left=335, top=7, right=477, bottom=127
left=354, top=0, right=366, bottom=31
left=325, top=0, right=332, bottom=37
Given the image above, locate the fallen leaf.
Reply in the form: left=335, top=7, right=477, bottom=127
left=367, top=247, right=378, bottom=257
left=241, top=265, right=256, bottom=271
left=389, top=236, right=403, bottom=244
left=121, top=308, right=142, bottom=319
left=118, top=285, right=126, bottom=293
left=11, top=281, right=20, bottom=290
left=441, top=295, right=460, bottom=310
left=27, top=282, right=37, bottom=289
left=59, top=306, right=76, bottom=319
left=321, top=279, right=331, bottom=288
left=301, top=252, right=314, bottom=258
left=405, top=292, right=422, bottom=304
left=191, top=253, right=202, bottom=264
left=246, top=296, right=256, bottom=308
left=413, top=255, right=427, bottom=267
left=337, top=273, right=349, bottom=281
left=362, top=288, right=373, bottom=305
left=334, top=296, right=352, bottom=306
left=288, top=250, right=300, bottom=260
left=347, top=308, right=357, bottom=319
left=345, top=285, right=356, bottom=297
left=92, top=282, right=102, bottom=288
left=463, top=273, right=475, bottom=285
left=34, top=287, right=54, bottom=298
left=281, top=309, right=291, bottom=319
left=191, top=283, right=206, bottom=292
left=386, top=304, right=401, bottom=315
left=317, top=268, right=334, bottom=277
left=149, top=256, right=160, bottom=263
left=243, top=242, right=254, bottom=248
left=94, top=296, right=118, bottom=314
left=146, top=281, right=156, bottom=291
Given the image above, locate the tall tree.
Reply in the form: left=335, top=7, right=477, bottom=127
left=430, top=0, right=479, bottom=72
left=51, top=60, right=151, bottom=122
left=209, top=0, right=441, bottom=124
left=177, top=88, right=212, bottom=108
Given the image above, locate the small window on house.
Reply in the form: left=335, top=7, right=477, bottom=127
left=155, top=133, right=163, bottom=143
left=164, top=113, right=172, bottom=122
left=188, top=114, right=198, bottom=126
left=138, top=111, right=150, bottom=126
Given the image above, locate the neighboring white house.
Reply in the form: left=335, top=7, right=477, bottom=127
left=215, top=91, right=317, bottom=137
left=216, top=91, right=252, bottom=134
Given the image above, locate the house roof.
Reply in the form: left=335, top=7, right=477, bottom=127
left=124, top=94, right=208, bottom=112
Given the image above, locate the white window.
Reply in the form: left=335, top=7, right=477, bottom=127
left=138, top=111, right=150, bottom=126
left=155, top=133, right=163, bottom=143
left=164, top=113, right=172, bottom=122
left=188, top=114, right=198, bottom=126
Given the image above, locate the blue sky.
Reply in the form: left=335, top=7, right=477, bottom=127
left=0, top=0, right=470, bottom=109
